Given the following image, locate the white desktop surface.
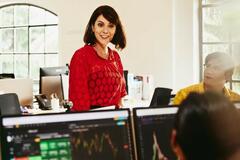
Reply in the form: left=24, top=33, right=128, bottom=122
left=26, top=107, right=66, bottom=114
left=122, top=97, right=150, bottom=110
left=26, top=97, right=150, bottom=114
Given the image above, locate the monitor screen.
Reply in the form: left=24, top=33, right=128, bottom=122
left=1, top=109, right=134, bottom=160
left=0, top=78, right=33, bottom=107
left=133, top=107, right=178, bottom=160
left=41, top=76, right=63, bottom=101
left=39, top=66, right=69, bottom=100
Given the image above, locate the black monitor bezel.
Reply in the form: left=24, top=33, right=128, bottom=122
left=0, top=108, right=135, bottom=160
left=39, top=66, right=69, bottom=94
left=132, top=106, right=178, bottom=160
left=149, top=87, right=173, bottom=106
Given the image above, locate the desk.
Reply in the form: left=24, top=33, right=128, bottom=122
left=23, top=101, right=67, bottom=114
left=122, top=98, right=150, bottom=110
left=26, top=98, right=150, bottom=114
left=26, top=107, right=66, bottom=114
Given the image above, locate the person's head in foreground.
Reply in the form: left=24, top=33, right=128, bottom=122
left=171, top=91, right=240, bottom=160
left=203, top=52, right=234, bottom=92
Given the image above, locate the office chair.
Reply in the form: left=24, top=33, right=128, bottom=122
left=0, top=93, right=22, bottom=116
left=0, top=73, right=15, bottom=79
left=150, top=87, right=173, bottom=107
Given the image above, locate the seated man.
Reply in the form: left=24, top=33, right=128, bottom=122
left=171, top=92, right=240, bottom=160
left=173, top=52, right=240, bottom=105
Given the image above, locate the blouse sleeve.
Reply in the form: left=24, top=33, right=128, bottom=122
left=114, top=52, right=127, bottom=97
left=69, top=50, right=90, bottom=111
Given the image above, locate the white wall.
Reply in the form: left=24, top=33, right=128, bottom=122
left=0, top=0, right=199, bottom=93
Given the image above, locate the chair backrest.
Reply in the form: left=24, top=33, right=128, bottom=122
left=0, top=93, right=21, bottom=116
left=150, top=87, right=172, bottom=107
left=0, top=73, right=15, bottom=79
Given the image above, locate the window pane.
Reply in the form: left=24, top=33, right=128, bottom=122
left=14, top=6, right=28, bottom=26
left=45, top=26, right=58, bottom=52
left=33, top=80, right=39, bottom=95
left=30, top=54, right=44, bottom=80
left=45, top=11, right=58, bottom=24
left=232, top=44, right=240, bottom=80
left=15, top=27, right=28, bottom=53
left=29, top=6, right=45, bottom=25
left=230, top=31, right=240, bottom=42
left=0, top=10, right=2, bottom=27
left=233, top=67, right=240, bottom=81
left=0, top=55, right=14, bottom=73
left=45, top=54, right=59, bottom=67
left=202, top=0, right=226, bottom=5
left=0, top=7, right=14, bottom=27
left=14, top=54, right=28, bottom=78
left=232, top=82, right=240, bottom=94
left=0, top=4, right=59, bottom=81
left=1, top=29, right=14, bottom=53
left=0, top=30, right=2, bottom=52
left=202, top=7, right=229, bottom=42
left=30, top=27, right=44, bottom=53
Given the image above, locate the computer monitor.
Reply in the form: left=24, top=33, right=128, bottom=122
left=0, top=78, right=33, bottom=107
left=133, top=107, right=178, bottom=160
left=1, top=109, right=134, bottom=160
left=150, top=87, right=172, bottom=107
left=39, top=66, right=69, bottom=100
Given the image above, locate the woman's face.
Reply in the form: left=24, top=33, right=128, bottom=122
left=92, top=15, right=116, bottom=48
left=203, top=58, right=226, bottom=88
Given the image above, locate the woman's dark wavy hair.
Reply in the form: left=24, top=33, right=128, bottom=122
left=174, top=91, right=240, bottom=160
left=83, top=5, right=126, bottom=50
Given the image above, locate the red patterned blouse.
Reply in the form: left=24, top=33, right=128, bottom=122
left=69, top=45, right=127, bottom=111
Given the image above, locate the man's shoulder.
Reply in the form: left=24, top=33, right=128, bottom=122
left=179, top=83, right=203, bottom=93
left=228, top=89, right=240, bottom=101
left=173, top=83, right=203, bottom=105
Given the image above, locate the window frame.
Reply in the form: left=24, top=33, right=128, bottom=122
left=0, top=3, right=59, bottom=80
left=199, top=0, right=240, bottom=92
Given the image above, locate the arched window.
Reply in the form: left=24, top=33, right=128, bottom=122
left=0, top=4, right=58, bottom=82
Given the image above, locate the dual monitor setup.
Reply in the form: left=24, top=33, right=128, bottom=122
left=0, top=66, right=69, bottom=116
left=0, top=107, right=178, bottom=160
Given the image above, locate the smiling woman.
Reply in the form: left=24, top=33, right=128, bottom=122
left=69, top=5, right=127, bottom=111
left=92, top=15, right=116, bottom=59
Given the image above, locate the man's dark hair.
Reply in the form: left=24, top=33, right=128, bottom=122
left=174, top=91, right=240, bottom=160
